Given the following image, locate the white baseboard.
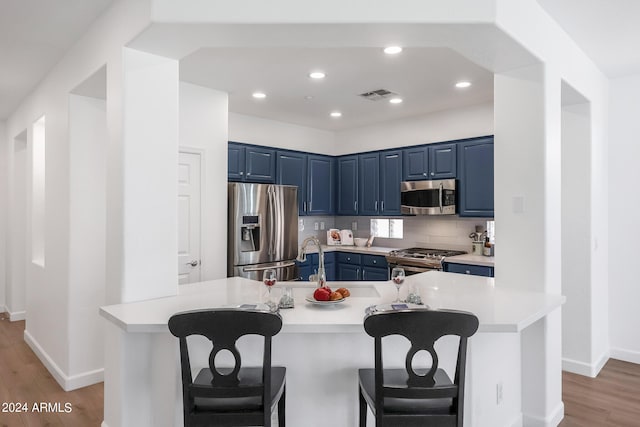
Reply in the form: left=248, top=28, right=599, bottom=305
left=23, top=329, right=104, bottom=391
left=523, top=402, right=564, bottom=427
left=562, top=350, right=609, bottom=378
left=9, top=310, right=26, bottom=321
left=101, top=422, right=109, bottom=427
left=610, top=347, right=640, bottom=365
left=509, top=412, right=524, bottom=427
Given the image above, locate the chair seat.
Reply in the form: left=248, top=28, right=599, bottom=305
left=193, top=367, right=286, bottom=413
left=358, top=368, right=455, bottom=415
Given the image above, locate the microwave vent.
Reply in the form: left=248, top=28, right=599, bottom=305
left=359, top=89, right=397, bottom=101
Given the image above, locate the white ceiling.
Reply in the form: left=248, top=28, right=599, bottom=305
left=180, top=47, right=494, bottom=131
left=1, top=1, right=639, bottom=123
left=0, top=0, right=112, bottom=119
left=536, top=0, right=640, bottom=77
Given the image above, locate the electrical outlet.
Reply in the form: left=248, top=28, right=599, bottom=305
left=320, top=221, right=325, bottom=230
left=314, top=222, right=319, bottom=231
left=298, top=219, right=304, bottom=231
left=496, top=382, right=503, bottom=405
left=352, top=221, right=358, bottom=231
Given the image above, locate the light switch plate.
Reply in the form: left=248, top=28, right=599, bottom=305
left=298, top=219, right=304, bottom=231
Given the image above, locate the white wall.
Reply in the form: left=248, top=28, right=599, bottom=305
left=609, top=73, right=640, bottom=364
left=561, top=101, right=596, bottom=375
left=68, top=94, right=107, bottom=381
left=3, top=0, right=152, bottom=390
left=334, top=102, right=494, bottom=155
left=229, top=112, right=335, bottom=155
left=0, top=121, right=6, bottom=310
left=179, top=82, right=229, bottom=280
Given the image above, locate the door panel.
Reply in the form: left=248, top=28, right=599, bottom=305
left=337, top=156, right=358, bottom=215
left=307, top=155, right=334, bottom=215
left=245, top=146, right=276, bottom=182
left=429, top=143, right=457, bottom=179
left=403, top=147, right=428, bottom=180
left=358, top=153, right=379, bottom=215
left=380, top=151, right=402, bottom=215
left=178, top=152, right=202, bottom=284
left=228, top=142, right=245, bottom=181
left=277, top=150, right=307, bottom=215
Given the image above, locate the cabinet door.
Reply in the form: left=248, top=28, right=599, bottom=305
left=337, top=156, right=359, bottom=215
left=277, top=150, right=307, bottom=215
left=228, top=142, right=245, bottom=181
left=307, top=155, right=334, bottom=215
left=362, top=266, right=389, bottom=281
left=338, top=263, right=361, bottom=281
left=429, top=143, right=457, bottom=179
left=245, top=146, right=276, bottom=183
left=358, top=153, right=380, bottom=215
left=379, top=150, right=403, bottom=215
left=457, top=138, right=494, bottom=217
left=403, top=147, right=429, bottom=180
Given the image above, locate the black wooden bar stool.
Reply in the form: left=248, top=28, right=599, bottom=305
left=168, top=308, right=286, bottom=427
left=358, top=309, right=479, bottom=427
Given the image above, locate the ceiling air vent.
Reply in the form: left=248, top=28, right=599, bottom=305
left=359, top=89, right=398, bottom=101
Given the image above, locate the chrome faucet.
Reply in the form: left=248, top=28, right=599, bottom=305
left=297, top=236, right=326, bottom=287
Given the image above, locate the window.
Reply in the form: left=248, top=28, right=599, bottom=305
left=370, top=218, right=403, bottom=239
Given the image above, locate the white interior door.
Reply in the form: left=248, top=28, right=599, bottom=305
left=178, top=151, right=202, bottom=284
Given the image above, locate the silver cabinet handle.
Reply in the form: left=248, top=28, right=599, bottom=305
left=309, top=201, right=312, bottom=211
left=363, top=270, right=366, bottom=280
left=431, top=172, right=435, bottom=176
left=186, top=260, right=199, bottom=267
left=373, top=260, right=377, bottom=264
left=357, top=268, right=361, bottom=279
left=423, top=172, right=427, bottom=176
left=465, top=270, right=471, bottom=274
left=381, top=201, right=384, bottom=212
left=375, top=201, right=378, bottom=211
left=247, top=172, right=251, bottom=176
left=303, top=201, right=307, bottom=212
left=240, top=171, right=244, bottom=175
left=354, top=201, right=358, bottom=212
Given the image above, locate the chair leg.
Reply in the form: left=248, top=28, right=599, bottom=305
left=359, top=387, right=367, bottom=427
left=278, top=385, right=286, bottom=427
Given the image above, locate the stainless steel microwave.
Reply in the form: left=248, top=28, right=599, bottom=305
left=400, top=179, right=456, bottom=215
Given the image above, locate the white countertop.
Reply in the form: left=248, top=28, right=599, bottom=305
left=444, top=253, right=495, bottom=267
left=304, top=245, right=397, bottom=256
left=100, top=272, right=563, bottom=335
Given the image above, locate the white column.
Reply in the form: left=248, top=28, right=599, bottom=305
left=107, top=48, right=179, bottom=304
left=495, top=64, right=564, bottom=426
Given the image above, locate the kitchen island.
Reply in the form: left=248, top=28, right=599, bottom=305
left=100, top=272, right=563, bottom=427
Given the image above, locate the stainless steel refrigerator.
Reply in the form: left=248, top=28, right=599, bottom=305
left=228, top=182, right=299, bottom=281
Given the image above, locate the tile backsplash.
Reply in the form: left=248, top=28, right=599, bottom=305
left=298, top=215, right=490, bottom=254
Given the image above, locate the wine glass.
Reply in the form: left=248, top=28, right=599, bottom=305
left=391, top=267, right=405, bottom=302
left=263, top=269, right=277, bottom=310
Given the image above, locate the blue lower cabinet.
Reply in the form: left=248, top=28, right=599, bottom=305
left=337, top=253, right=388, bottom=281
left=298, top=252, right=336, bottom=281
left=362, top=266, right=389, bottom=281
left=338, top=264, right=361, bottom=281
left=443, top=262, right=494, bottom=277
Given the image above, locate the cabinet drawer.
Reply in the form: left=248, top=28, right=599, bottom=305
left=361, top=254, right=387, bottom=268
left=444, top=262, right=494, bottom=277
left=337, top=252, right=361, bottom=265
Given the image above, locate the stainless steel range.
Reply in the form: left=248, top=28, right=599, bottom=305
left=386, top=247, right=467, bottom=275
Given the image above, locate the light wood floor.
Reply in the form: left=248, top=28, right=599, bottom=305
left=1, top=313, right=639, bottom=427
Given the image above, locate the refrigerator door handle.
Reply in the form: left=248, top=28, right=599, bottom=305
left=242, top=262, right=295, bottom=272
left=268, top=186, right=275, bottom=256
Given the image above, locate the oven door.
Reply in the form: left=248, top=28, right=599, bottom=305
left=388, top=263, right=439, bottom=276
left=401, top=179, right=456, bottom=215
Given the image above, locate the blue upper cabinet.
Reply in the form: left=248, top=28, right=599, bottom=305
left=307, top=155, right=334, bottom=215
left=277, top=150, right=308, bottom=214
left=358, top=153, right=380, bottom=215
left=403, top=146, right=429, bottom=180
left=403, top=142, right=457, bottom=181
left=379, top=150, right=403, bottom=215
left=457, top=137, right=494, bottom=217
left=337, top=156, right=359, bottom=215
left=228, top=142, right=246, bottom=181
left=228, top=142, right=276, bottom=183
left=429, top=143, right=457, bottom=179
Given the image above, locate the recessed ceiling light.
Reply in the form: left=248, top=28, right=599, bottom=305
left=304, top=95, right=314, bottom=101
left=383, top=46, right=403, bottom=55
left=455, top=81, right=472, bottom=88
left=309, top=72, right=326, bottom=79
left=330, top=111, right=342, bottom=118
left=252, top=92, right=267, bottom=99
left=389, top=97, right=403, bottom=104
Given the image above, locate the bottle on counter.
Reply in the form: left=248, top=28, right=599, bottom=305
left=483, top=237, right=493, bottom=256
